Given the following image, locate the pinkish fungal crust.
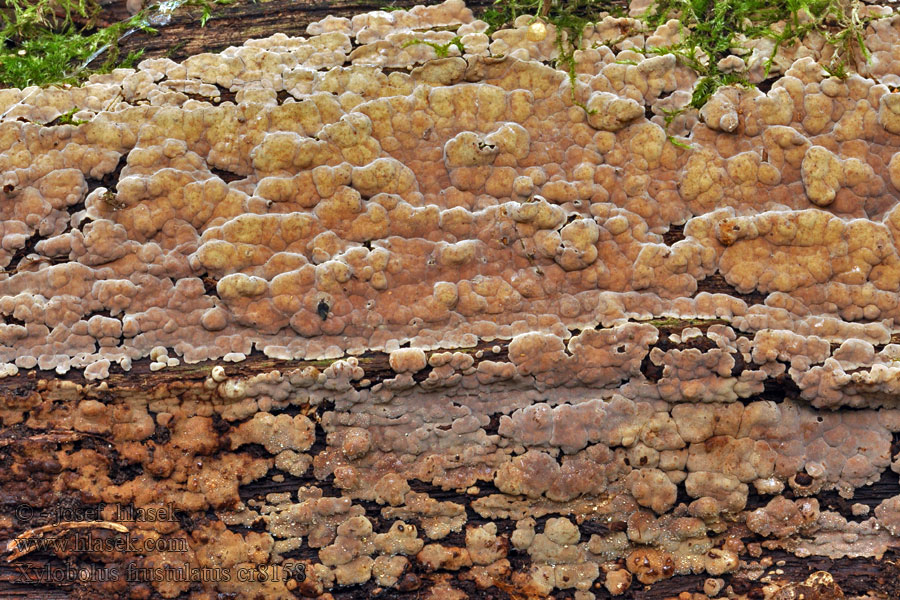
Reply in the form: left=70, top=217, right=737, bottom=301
left=7, top=0, right=900, bottom=597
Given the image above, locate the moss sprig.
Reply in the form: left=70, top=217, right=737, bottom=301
left=0, top=0, right=232, bottom=88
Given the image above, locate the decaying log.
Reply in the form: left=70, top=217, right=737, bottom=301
left=3, top=0, right=900, bottom=598
left=1, top=320, right=899, bottom=599
left=100, top=0, right=500, bottom=62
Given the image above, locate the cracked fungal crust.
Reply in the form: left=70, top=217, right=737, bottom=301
left=5, top=0, right=900, bottom=598
left=8, top=3, right=900, bottom=376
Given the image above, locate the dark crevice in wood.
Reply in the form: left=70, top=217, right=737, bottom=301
left=639, top=327, right=720, bottom=383
left=322, top=574, right=512, bottom=600
left=3, top=372, right=36, bottom=398
left=477, top=342, right=509, bottom=363
left=483, top=412, right=501, bottom=437
left=662, top=223, right=685, bottom=245
left=4, top=233, right=45, bottom=274
left=639, top=336, right=798, bottom=405
left=620, top=551, right=900, bottom=600
left=892, top=430, right=900, bottom=462
left=730, top=347, right=747, bottom=376
left=86, top=152, right=128, bottom=196
left=411, top=364, right=432, bottom=382
left=744, top=486, right=777, bottom=511
left=794, top=471, right=814, bottom=487
left=655, top=325, right=723, bottom=350
left=101, top=356, right=124, bottom=379
left=209, top=166, right=243, bottom=183
left=238, top=468, right=389, bottom=531
left=380, top=66, right=416, bottom=76
left=749, top=549, right=900, bottom=598
left=781, top=467, right=897, bottom=521
left=309, top=401, right=333, bottom=455
left=61, top=196, right=88, bottom=235
left=673, top=477, right=692, bottom=509
left=756, top=76, right=779, bottom=95
left=639, top=350, right=662, bottom=382
left=238, top=405, right=332, bottom=490
left=577, top=518, right=616, bottom=542
left=179, top=91, right=219, bottom=104
left=107, top=458, right=143, bottom=485
left=214, top=84, right=237, bottom=104
left=81, top=309, right=115, bottom=321
left=649, top=319, right=730, bottom=336
left=0, top=319, right=535, bottom=389
left=66, top=432, right=118, bottom=463
left=695, top=272, right=768, bottom=305
left=174, top=507, right=221, bottom=535
left=201, top=274, right=220, bottom=298
left=2, top=312, right=26, bottom=327
left=236, top=442, right=270, bottom=460
left=739, top=367, right=801, bottom=406
left=150, top=423, right=171, bottom=445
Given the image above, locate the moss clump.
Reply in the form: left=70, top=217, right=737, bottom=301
left=402, top=35, right=466, bottom=58
left=0, top=0, right=155, bottom=88
left=479, top=0, right=877, bottom=113
left=640, top=0, right=876, bottom=108
left=481, top=0, right=626, bottom=36
left=482, top=1, right=626, bottom=112
left=0, top=0, right=232, bottom=88
left=46, top=106, right=88, bottom=125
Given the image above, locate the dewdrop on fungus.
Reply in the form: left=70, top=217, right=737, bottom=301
left=527, top=21, right=547, bottom=42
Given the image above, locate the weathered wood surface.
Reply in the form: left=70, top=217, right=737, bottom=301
left=98, top=0, right=499, bottom=63
left=1, top=321, right=899, bottom=599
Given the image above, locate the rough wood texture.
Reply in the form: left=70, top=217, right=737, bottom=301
left=0, top=343, right=892, bottom=600
left=1, top=322, right=898, bottom=599
left=98, top=0, right=499, bottom=62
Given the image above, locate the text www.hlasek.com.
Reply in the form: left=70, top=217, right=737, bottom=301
left=12, top=532, right=189, bottom=554
left=14, top=561, right=307, bottom=584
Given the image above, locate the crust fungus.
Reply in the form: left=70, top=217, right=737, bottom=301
left=7, top=0, right=900, bottom=597
left=585, top=92, right=644, bottom=131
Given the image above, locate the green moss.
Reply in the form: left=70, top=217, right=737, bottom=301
left=482, top=1, right=624, bottom=112
left=666, top=134, right=693, bottom=149
left=307, top=359, right=336, bottom=368
left=478, top=0, right=877, bottom=121
left=0, top=0, right=156, bottom=88
left=402, top=35, right=466, bottom=58
left=0, top=29, right=142, bottom=88
left=689, top=72, right=749, bottom=109
left=639, top=0, right=877, bottom=105
left=823, top=58, right=849, bottom=79
left=185, top=0, right=235, bottom=27
left=51, top=106, right=88, bottom=125
left=0, top=0, right=235, bottom=88
left=481, top=0, right=625, bottom=36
